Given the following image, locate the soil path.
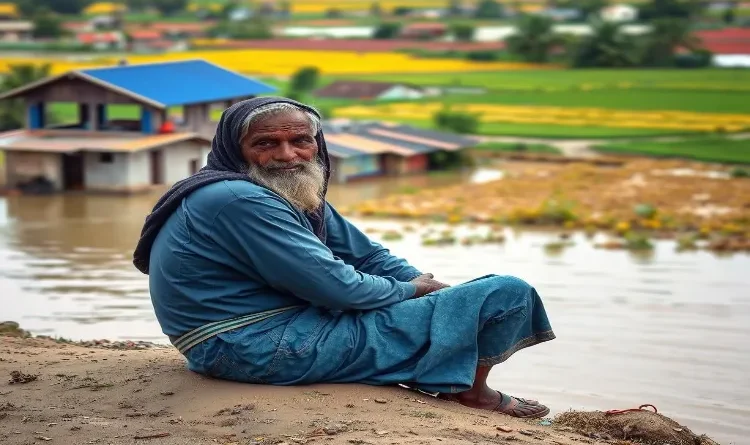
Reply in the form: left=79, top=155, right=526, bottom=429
left=0, top=336, right=721, bottom=445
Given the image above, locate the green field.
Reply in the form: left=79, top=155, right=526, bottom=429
left=315, top=69, right=750, bottom=137
left=593, top=137, right=750, bottom=164
left=387, top=118, right=681, bottom=138
left=344, top=70, right=750, bottom=91
left=339, top=69, right=750, bottom=114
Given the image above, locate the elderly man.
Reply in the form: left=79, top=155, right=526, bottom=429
left=133, top=97, right=555, bottom=418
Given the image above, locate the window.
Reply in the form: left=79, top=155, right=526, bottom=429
left=99, top=153, right=114, bottom=163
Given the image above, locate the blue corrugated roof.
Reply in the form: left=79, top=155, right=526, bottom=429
left=80, top=60, right=276, bottom=107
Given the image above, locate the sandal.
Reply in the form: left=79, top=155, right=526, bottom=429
left=438, top=391, right=549, bottom=419
left=494, top=391, right=550, bottom=419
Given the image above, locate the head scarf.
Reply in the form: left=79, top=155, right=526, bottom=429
left=132, top=96, right=331, bottom=274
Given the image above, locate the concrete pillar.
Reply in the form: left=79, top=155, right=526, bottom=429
left=89, top=102, right=99, bottom=131
left=27, top=102, right=45, bottom=129
left=78, top=103, right=89, bottom=128
left=96, top=104, right=107, bottom=130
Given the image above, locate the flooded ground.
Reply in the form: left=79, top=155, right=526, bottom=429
left=0, top=169, right=747, bottom=444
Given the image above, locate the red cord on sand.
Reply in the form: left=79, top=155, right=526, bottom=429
left=605, top=404, right=658, bottom=415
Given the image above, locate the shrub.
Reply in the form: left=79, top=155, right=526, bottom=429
left=433, top=109, right=480, bottom=134
left=466, top=50, right=499, bottom=62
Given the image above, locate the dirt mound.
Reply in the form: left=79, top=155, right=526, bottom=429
left=555, top=409, right=720, bottom=445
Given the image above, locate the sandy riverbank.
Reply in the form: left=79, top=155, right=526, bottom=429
left=0, top=332, right=721, bottom=445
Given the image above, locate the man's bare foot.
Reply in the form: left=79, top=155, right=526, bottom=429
left=439, top=389, right=550, bottom=419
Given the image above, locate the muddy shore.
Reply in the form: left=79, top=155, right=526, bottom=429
left=0, top=329, right=721, bottom=445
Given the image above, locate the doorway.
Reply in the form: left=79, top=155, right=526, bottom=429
left=150, top=150, right=163, bottom=184
left=62, top=152, right=85, bottom=190
left=189, top=158, right=199, bottom=175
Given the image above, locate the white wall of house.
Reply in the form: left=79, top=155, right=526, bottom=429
left=601, top=5, right=638, bottom=22
left=200, top=146, right=211, bottom=168
left=162, top=141, right=210, bottom=184
left=4, top=151, right=63, bottom=189
left=83, top=142, right=209, bottom=191
left=128, top=151, right=151, bottom=186
left=84, top=152, right=131, bottom=190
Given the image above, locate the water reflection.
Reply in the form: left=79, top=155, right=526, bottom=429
left=0, top=170, right=748, bottom=444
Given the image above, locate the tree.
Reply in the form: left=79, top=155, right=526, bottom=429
left=450, top=23, right=475, bottom=41
left=16, top=0, right=91, bottom=15
left=289, top=67, right=320, bottom=94
left=373, top=22, right=402, bottom=39
left=208, top=18, right=273, bottom=39
left=325, top=8, right=343, bottom=18
left=447, top=0, right=463, bottom=17
left=125, top=0, right=150, bottom=11
left=723, top=8, right=736, bottom=24
left=505, top=15, right=565, bottom=63
left=279, top=1, right=292, bottom=19
left=32, top=12, right=64, bottom=39
left=0, top=64, right=52, bottom=131
left=370, top=2, right=383, bottom=17
left=578, top=0, right=607, bottom=18
left=474, top=0, right=504, bottom=19
left=152, top=0, right=188, bottom=16
left=570, top=21, right=640, bottom=67
left=640, top=18, right=700, bottom=67
left=639, top=0, right=704, bottom=21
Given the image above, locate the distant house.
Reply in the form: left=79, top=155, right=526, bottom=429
left=125, top=22, right=213, bottom=39
left=539, top=7, right=583, bottom=22
left=600, top=4, right=638, bottom=22
left=76, top=31, right=126, bottom=51
left=695, top=28, right=750, bottom=67
left=0, top=60, right=276, bottom=193
left=314, top=81, right=427, bottom=101
left=128, top=29, right=187, bottom=53
left=399, top=23, right=448, bottom=40
left=323, top=120, right=479, bottom=183
left=0, top=21, right=33, bottom=42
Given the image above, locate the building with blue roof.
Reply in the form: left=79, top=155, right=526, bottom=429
left=0, top=59, right=276, bottom=193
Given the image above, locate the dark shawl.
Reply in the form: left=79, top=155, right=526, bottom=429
left=132, top=96, right=331, bottom=274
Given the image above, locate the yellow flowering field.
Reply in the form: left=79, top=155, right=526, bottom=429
left=335, top=102, right=750, bottom=132
left=83, top=2, right=126, bottom=15
left=187, top=0, right=647, bottom=14
left=0, top=51, right=549, bottom=76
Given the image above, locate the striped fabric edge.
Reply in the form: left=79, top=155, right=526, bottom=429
left=172, top=306, right=301, bottom=354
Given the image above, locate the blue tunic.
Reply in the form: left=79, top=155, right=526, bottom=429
left=149, top=180, right=555, bottom=393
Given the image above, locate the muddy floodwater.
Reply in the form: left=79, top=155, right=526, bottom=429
left=0, top=169, right=747, bottom=445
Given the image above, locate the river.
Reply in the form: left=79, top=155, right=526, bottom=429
left=0, top=169, right=747, bottom=445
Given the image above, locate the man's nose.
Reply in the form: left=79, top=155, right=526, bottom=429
left=273, top=142, right=297, bottom=162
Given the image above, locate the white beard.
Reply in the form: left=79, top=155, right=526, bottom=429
left=245, top=159, right=326, bottom=213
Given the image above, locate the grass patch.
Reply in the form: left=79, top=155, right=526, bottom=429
left=49, top=103, right=141, bottom=121
left=394, top=118, right=687, bottom=138
left=474, top=141, right=562, bottom=154
left=343, top=69, right=750, bottom=93
left=593, top=137, right=750, bottom=165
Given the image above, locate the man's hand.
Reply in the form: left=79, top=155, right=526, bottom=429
left=410, top=273, right=450, bottom=298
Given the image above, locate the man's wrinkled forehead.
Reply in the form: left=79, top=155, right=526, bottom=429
left=241, top=105, right=320, bottom=143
